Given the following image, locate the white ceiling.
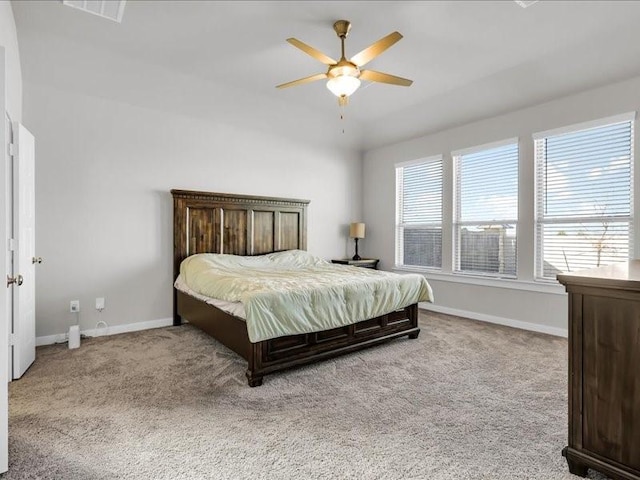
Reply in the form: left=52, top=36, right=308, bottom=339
left=12, top=0, right=640, bottom=150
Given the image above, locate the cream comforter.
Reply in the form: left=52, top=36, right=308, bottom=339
left=180, top=250, right=433, bottom=342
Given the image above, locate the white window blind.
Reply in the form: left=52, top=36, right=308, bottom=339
left=454, top=141, right=518, bottom=277
left=535, top=116, right=634, bottom=280
left=395, top=157, right=443, bottom=269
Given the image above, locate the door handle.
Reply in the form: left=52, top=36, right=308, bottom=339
left=32, top=256, right=43, bottom=264
left=7, top=274, right=23, bottom=287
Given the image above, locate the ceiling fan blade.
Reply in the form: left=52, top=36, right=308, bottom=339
left=350, top=32, right=403, bottom=67
left=360, top=70, right=413, bottom=86
left=286, top=38, right=337, bottom=65
left=276, top=73, right=328, bottom=89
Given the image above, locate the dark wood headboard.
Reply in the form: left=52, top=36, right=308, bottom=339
left=171, top=189, right=310, bottom=281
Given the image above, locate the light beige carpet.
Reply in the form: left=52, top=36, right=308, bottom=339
left=3, top=311, right=604, bottom=479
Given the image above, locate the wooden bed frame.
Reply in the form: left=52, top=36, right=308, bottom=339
left=172, top=189, right=420, bottom=386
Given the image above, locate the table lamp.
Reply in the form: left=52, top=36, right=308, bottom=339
left=349, top=222, right=365, bottom=260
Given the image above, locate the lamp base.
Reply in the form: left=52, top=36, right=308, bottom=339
left=352, top=238, right=361, bottom=261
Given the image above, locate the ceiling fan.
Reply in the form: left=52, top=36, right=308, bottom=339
left=276, top=20, right=413, bottom=106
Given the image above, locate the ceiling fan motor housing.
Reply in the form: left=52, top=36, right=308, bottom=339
left=327, top=59, right=360, bottom=79
left=333, top=20, right=351, bottom=38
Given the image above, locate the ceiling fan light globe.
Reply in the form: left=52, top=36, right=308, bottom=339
left=326, top=76, right=361, bottom=98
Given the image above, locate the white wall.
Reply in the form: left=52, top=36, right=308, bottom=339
left=15, top=12, right=366, bottom=340
left=25, top=80, right=362, bottom=339
left=364, top=75, right=640, bottom=335
left=0, top=0, right=20, bottom=122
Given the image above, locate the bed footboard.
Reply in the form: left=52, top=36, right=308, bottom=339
left=247, top=303, right=419, bottom=386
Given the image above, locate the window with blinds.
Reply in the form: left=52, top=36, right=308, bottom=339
left=395, top=156, right=443, bottom=269
left=535, top=114, right=634, bottom=280
left=453, top=141, right=518, bottom=277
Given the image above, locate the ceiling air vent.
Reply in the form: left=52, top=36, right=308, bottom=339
left=514, top=0, right=540, bottom=8
left=62, top=1, right=126, bottom=23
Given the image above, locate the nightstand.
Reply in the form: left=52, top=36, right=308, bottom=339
left=331, top=259, right=379, bottom=270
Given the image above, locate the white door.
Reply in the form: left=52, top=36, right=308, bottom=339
left=4, top=115, right=11, bottom=381
left=11, top=123, right=35, bottom=379
left=1, top=45, right=10, bottom=475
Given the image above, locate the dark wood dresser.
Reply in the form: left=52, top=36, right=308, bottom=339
left=558, top=262, right=640, bottom=480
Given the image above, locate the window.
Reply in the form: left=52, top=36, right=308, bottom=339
left=395, top=156, right=443, bottom=269
left=535, top=114, right=634, bottom=280
left=453, top=140, right=519, bottom=277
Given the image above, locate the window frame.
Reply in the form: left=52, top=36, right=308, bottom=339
left=452, top=138, right=520, bottom=278
left=395, top=155, right=443, bottom=271
left=533, top=112, right=636, bottom=282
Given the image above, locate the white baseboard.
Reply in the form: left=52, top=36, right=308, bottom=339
left=419, top=303, right=568, bottom=338
left=36, top=317, right=174, bottom=347
left=35, top=306, right=567, bottom=346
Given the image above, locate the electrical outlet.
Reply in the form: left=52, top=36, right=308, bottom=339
left=70, top=300, right=80, bottom=313
left=95, top=297, right=105, bottom=311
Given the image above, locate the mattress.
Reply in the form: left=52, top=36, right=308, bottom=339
left=174, top=275, right=246, bottom=319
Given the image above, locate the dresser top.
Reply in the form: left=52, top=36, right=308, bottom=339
left=557, top=260, right=640, bottom=289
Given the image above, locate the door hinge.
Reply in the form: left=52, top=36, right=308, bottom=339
left=8, top=142, right=17, bottom=157
left=7, top=238, right=15, bottom=251
left=9, top=333, right=16, bottom=346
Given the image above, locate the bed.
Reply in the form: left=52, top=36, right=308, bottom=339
left=172, top=189, right=430, bottom=386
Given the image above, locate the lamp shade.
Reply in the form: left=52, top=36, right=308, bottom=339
left=326, top=75, right=361, bottom=98
left=349, top=222, right=365, bottom=239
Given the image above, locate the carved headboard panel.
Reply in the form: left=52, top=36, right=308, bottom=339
left=171, top=190, right=310, bottom=280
